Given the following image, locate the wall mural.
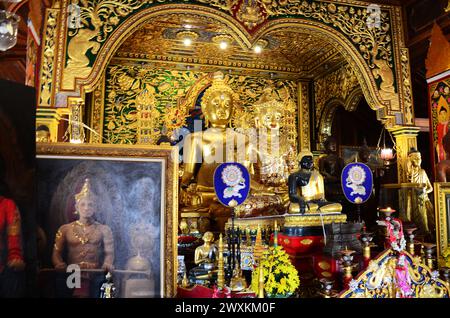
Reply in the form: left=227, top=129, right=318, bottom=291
left=101, top=64, right=298, bottom=147
left=430, top=76, right=450, bottom=164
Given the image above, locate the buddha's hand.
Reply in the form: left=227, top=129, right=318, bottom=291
left=7, top=259, right=25, bottom=271
left=102, top=263, right=114, bottom=272
left=54, top=262, right=67, bottom=271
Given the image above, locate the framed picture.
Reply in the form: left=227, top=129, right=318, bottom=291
left=434, top=182, right=450, bottom=266
left=36, top=143, right=178, bottom=298
left=340, top=145, right=383, bottom=167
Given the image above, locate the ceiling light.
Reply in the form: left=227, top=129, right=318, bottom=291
left=184, top=24, right=192, bottom=29
left=219, top=41, right=228, bottom=50
left=0, top=10, right=20, bottom=52
left=183, top=37, right=192, bottom=46
left=254, top=45, right=262, bottom=54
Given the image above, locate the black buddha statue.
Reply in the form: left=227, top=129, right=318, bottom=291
left=288, top=153, right=342, bottom=214
left=319, top=136, right=345, bottom=202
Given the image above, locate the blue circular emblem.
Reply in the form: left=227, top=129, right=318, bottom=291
left=341, top=163, right=373, bottom=204
left=213, top=163, right=250, bottom=208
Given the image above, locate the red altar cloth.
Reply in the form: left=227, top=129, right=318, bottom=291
left=177, top=285, right=256, bottom=298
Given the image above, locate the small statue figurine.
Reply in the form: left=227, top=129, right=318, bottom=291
left=100, top=272, right=116, bottom=298
left=36, top=125, right=51, bottom=143
left=230, top=264, right=247, bottom=292
left=288, top=152, right=342, bottom=214
left=319, top=136, right=345, bottom=202
left=407, top=148, right=434, bottom=237
left=189, top=231, right=218, bottom=285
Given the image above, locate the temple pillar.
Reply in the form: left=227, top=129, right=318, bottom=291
left=68, top=97, right=85, bottom=143
left=298, top=81, right=311, bottom=152
left=389, top=126, right=420, bottom=183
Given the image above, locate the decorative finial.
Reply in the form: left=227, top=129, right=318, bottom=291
left=75, top=178, right=94, bottom=202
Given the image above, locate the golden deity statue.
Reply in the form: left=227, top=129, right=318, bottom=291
left=406, top=148, right=434, bottom=237
left=180, top=72, right=254, bottom=228
left=188, top=231, right=218, bottom=283
left=52, top=178, right=114, bottom=272
left=236, top=87, right=296, bottom=217
left=288, top=152, right=342, bottom=214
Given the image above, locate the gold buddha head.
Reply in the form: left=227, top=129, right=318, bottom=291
left=36, top=125, right=51, bottom=143
left=202, top=231, right=215, bottom=244
left=75, top=178, right=97, bottom=219
left=408, top=148, right=422, bottom=168
left=254, top=87, right=283, bottom=130
left=201, top=72, right=234, bottom=128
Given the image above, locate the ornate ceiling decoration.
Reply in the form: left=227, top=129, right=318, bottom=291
left=114, top=13, right=345, bottom=80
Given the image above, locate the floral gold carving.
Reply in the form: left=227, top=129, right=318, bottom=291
left=38, top=9, right=59, bottom=106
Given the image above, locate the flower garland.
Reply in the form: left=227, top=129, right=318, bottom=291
left=251, top=246, right=300, bottom=296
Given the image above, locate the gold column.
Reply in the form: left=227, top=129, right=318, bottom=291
left=389, top=127, right=420, bottom=183
left=68, top=97, right=85, bottom=143
left=298, top=81, right=311, bottom=152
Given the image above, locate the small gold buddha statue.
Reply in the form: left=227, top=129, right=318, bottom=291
left=288, top=152, right=342, bottom=214
left=230, top=264, right=247, bottom=292
left=188, top=231, right=218, bottom=283
left=180, top=72, right=254, bottom=228
left=235, top=87, right=295, bottom=218
left=36, top=125, right=51, bottom=143
left=406, top=148, right=434, bottom=237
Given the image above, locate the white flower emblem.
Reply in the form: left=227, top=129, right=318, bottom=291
left=348, top=166, right=366, bottom=185
left=222, top=165, right=243, bottom=187
left=221, top=164, right=246, bottom=201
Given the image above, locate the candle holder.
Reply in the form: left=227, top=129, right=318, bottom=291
left=439, top=267, right=450, bottom=290
left=422, top=243, right=436, bottom=270
left=319, top=278, right=335, bottom=298
left=339, top=248, right=355, bottom=287
left=404, top=227, right=417, bottom=255
left=360, top=231, right=374, bottom=260
left=379, top=207, right=396, bottom=220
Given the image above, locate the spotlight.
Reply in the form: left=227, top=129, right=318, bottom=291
left=183, top=37, right=192, bottom=46
left=219, top=41, right=228, bottom=50
left=254, top=45, right=262, bottom=54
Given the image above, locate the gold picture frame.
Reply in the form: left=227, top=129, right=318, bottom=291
left=434, top=182, right=450, bottom=266
left=36, top=143, right=178, bottom=297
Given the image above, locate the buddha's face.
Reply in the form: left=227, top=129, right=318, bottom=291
left=256, top=109, right=282, bottom=130
left=36, top=130, right=50, bottom=143
left=409, top=153, right=421, bottom=168
left=76, top=196, right=96, bottom=219
left=202, top=231, right=214, bottom=243
left=204, top=91, right=232, bottom=126
left=326, top=140, right=337, bottom=153
left=438, top=109, right=448, bottom=124
left=300, top=155, right=314, bottom=170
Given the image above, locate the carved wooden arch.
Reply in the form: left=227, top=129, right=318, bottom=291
left=54, top=3, right=402, bottom=124
left=318, top=87, right=364, bottom=146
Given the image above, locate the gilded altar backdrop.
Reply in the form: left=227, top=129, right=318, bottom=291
left=99, top=65, right=298, bottom=147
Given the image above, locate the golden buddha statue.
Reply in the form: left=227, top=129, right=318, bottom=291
left=188, top=231, right=218, bottom=283
left=288, top=152, right=342, bottom=214
left=406, top=148, right=434, bottom=237
left=235, top=88, right=295, bottom=217
left=180, top=72, right=254, bottom=227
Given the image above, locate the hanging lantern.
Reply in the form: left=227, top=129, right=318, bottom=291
left=0, top=10, right=20, bottom=51
left=380, top=147, right=394, bottom=161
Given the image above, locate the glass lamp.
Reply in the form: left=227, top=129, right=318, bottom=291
left=0, top=10, right=20, bottom=51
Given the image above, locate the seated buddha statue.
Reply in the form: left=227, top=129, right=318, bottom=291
left=288, top=153, right=342, bottom=214
left=180, top=72, right=254, bottom=227
left=188, top=232, right=218, bottom=284
left=235, top=87, right=296, bottom=217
